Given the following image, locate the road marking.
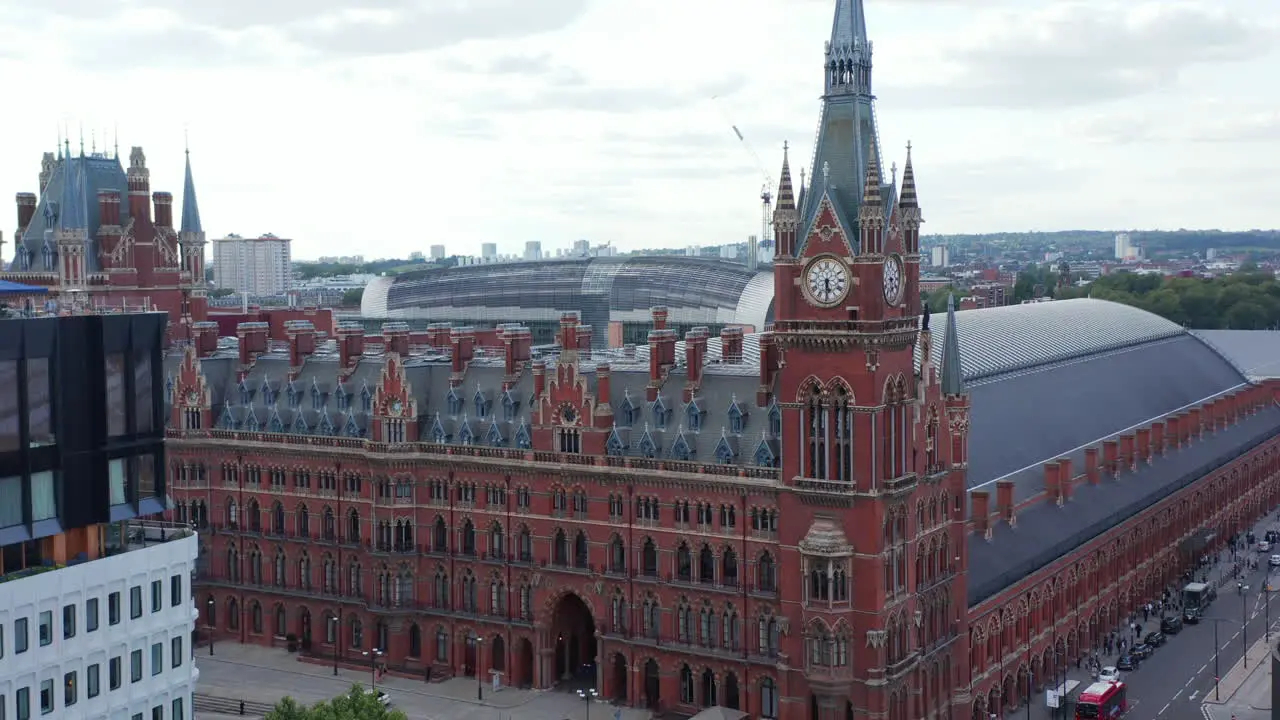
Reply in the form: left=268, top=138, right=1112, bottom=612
left=1200, top=664, right=1208, bottom=673
left=1160, top=703, right=1170, bottom=715
left=1173, top=690, right=1183, bottom=701
left=1189, top=691, right=1199, bottom=701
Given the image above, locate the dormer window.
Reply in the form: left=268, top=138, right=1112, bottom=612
left=267, top=409, right=284, bottom=434
left=618, top=393, right=637, bottom=427
left=218, top=404, right=237, bottom=430
left=474, top=389, right=490, bottom=418
left=335, top=389, right=349, bottom=411
left=459, top=420, right=475, bottom=445
left=344, top=415, right=362, bottom=438
left=514, top=422, right=532, bottom=450
left=238, top=381, right=252, bottom=406
left=260, top=381, right=274, bottom=405
left=754, top=439, right=778, bottom=468
left=714, top=434, right=735, bottom=464
left=361, top=384, right=373, bottom=413
left=652, top=397, right=669, bottom=430
left=311, top=386, right=323, bottom=410
left=429, top=414, right=448, bottom=444
left=727, top=398, right=746, bottom=435
left=446, top=387, right=463, bottom=416
left=671, top=430, right=693, bottom=462
left=638, top=426, right=659, bottom=459
left=768, top=401, right=782, bottom=437
left=486, top=419, right=504, bottom=447
left=685, top=401, right=703, bottom=432
left=606, top=428, right=626, bottom=456
left=317, top=412, right=335, bottom=436
left=502, top=390, right=519, bottom=421
left=291, top=412, right=309, bottom=434
left=246, top=412, right=261, bottom=433
left=287, top=383, right=301, bottom=408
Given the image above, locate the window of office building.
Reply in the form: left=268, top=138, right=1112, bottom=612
left=134, top=351, right=154, bottom=433
left=30, top=471, right=56, bottom=522
left=109, top=459, right=127, bottom=506
left=105, top=353, right=127, bottom=437
left=0, top=360, right=17, bottom=451
left=0, top=475, right=22, bottom=528
left=26, top=356, right=54, bottom=447
left=130, top=649, right=143, bottom=682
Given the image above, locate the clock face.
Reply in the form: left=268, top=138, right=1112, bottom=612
left=185, top=390, right=199, bottom=405
left=883, top=255, right=904, bottom=305
left=560, top=405, right=578, bottom=425
left=390, top=399, right=403, bottom=416
left=803, top=257, right=850, bottom=307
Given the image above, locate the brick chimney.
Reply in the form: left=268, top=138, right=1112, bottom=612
left=683, top=327, right=709, bottom=403
left=502, top=326, right=532, bottom=379
left=720, top=327, right=744, bottom=363
left=191, top=321, right=219, bottom=357
left=1119, top=434, right=1135, bottom=473
left=1189, top=409, right=1202, bottom=440
left=152, top=191, right=173, bottom=227
left=1167, top=416, right=1181, bottom=449
left=651, top=306, right=668, bottom=331
left=450, top=326, right=476, bottom=377
left=97, top=190, right=121, bottom=226
left=15, top=192, right=36, bottom=233
left=996, top=480, right=1015, bottom=524
left=646, top=328, right=677, bottom=402
left=1151, top=422, right=1165, bottom=457
left=335, top=322, right=365, bottom=371
left=1102, top=440, right=1119, bottom=477
left=285, top=320, right=316, bottom=368
left=558, top=312, right=580, bottom=351
left=1044, top=462, right=1061, bottom=502
left=1136, top=428, right=1151, bottom=464
left=1085, top=447, right=1100, bottom=484
left=382, top=322, right=411, bottom=357
left=1058, top=458, right=1074, bottom=501
left=576, top=324, right=593, bottom=358
left=426, top=322, right=452, bottom=349
left=533, top=359, right=547, bottom=401
left=595, top=363, right=612, bottom=425
left=236, top=321, right=269, bottom=367
left=971, top=491, right=991, bottom=537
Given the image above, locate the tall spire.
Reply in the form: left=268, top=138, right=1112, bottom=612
left=775, top=142, right=796, bottom=212
left=898, top=141, right=918, bottom=209
left=940, top=294, right=965, bottom=395
left=824, top=0, right=873, bottom=98
left=180, top=146, right=203, bottom=234
left=829, top=0, right=869, bottom=55
left=860, top=148, right=882, bottom=208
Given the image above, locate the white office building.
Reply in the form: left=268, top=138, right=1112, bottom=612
left=212, top=234, right=293, bottom=295
left=0, top=522, right=200, bottom=720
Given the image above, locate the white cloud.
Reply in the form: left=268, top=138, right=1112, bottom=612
left=0, top=0, right=1277, bottom=261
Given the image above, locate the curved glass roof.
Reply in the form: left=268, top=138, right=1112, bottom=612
left=924, top=298, right=1186, bottom=382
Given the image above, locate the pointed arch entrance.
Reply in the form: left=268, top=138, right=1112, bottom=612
left=643, top=659, right=661, bottom=709
left=515, top=638, right=534, bottom=688
left=491, top=635, right=506, bottom=673
left=611, top=653, right=627, bottom=702
left=550, top=592, right=596, bottom=684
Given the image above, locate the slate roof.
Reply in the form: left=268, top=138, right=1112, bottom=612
left=1192, top=330, right=1280, bottom=380
left=12, top=153, right=129, bottom=272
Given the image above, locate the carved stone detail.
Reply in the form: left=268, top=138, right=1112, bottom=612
left=866, top=629, right=887, bottom=648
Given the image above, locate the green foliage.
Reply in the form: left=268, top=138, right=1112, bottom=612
left=342, top=288, right=364, bottom=307
left=925, top=229, right=1280, bottom=254
left=209, top=288, right=237, bottom=298
left=266, top=686, right=408, bottom=720
left=1059, top=272, right=1280, bottom=329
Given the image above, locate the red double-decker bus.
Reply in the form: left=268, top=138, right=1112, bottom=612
left=1076, top=681, right=1127, bottom=720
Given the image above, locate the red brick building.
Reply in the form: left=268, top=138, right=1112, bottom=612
left=160, top=3, right=1280, bottom=720
left=3, top=140, right=209, bottom=332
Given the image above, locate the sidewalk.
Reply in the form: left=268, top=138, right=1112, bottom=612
left=1202, top=633, right=1273, bottom=706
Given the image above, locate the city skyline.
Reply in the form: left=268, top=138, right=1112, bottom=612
left=1, top=0, right=1277, bottom=259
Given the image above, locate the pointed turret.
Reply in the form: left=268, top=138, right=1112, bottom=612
left=898, top=141, right=923, bottom=254
left=180, top=149, right=203, bottom=234
left=857, top=148, right=883, bottom=254
left=940, top=294, right=965, bottom=396
left=57, top=150, right=88, bottom=234
left=772, top=143, right=800, bottom=259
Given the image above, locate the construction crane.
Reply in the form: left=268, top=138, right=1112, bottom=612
left=713, top=96, right=774, bottom=258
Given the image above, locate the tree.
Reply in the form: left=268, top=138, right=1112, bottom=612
left=1067, top=271, right=1280, bottom=329
left=266, top=686, right=409, bottom=720
left=209, top=288, right=237, bottom=298
left=342, top=288, right=364, bottom=307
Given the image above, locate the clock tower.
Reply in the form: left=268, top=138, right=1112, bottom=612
left=767, top=2, right=961, bottom=719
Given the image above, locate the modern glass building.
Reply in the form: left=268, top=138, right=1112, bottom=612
left=359, top=256, right=774, bottom=347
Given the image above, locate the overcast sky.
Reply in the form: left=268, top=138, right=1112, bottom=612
left=1, top=0, right=1276, bottom=260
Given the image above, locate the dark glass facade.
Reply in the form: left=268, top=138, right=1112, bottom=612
left=0, top=312, right=168, bottom=556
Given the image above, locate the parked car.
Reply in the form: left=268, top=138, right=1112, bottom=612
left=1270, top=554, right=1280, bottom=567
left=1161, top=615, right=1184, bottom=634
left=375, top=691, right=392, bottom=707
left=1184, top=607, right=1202, bottom=624
left=1144, top=631, right=1166, bottom=647
left=1130, top=643, right=1153, bottom=660
left=1116, top=654, right=1139, bottom=671
left=1099, top=666, right=1121, bottom=683
left=1259, top=541, right=1272, bottom=552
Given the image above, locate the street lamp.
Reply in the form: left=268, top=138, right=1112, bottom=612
left=1241, top=584, right=1250, bottom=669
left=362, top=648, right=384, bottom=693
left=475, top=636, right=485, bottom=701
left=577, top=688, right=599, bottom=720
left=207, top=598, right=216, bottom=655
left=329, top=616, right=339, bottom=676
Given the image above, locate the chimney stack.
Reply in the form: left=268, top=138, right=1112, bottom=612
left=152, top=191, right=173, bottom=227
left=335, top=321, right=365, bottom=371
left=996, top=480, right=1015, bottom=524
left=1058, top=458, right=1074, bottom=501
left=1119, top=434, right=1135, bottom=473
left=426, top=322, right=452, bottom=349
left=971, top=491, right=991, bottom=537
left=1044, top=462, right=1061, bottom=502
left=382, top=322, right=411, bottom=357
left=285, top=320, right=316, bottom=368
left=683, top=327, right=709, bottom=403
left=1102, top=440, right=1119, bottom=477
left=720, top=326, right=744, bottom=363
left=1167, top=416, right=1181, bottom=449
left=1151, top=422, right=1165, bottom=457
left=533, top=359, right=547, bottom=401
left=191, top=321, right=219, bottom=357
left=757, top=332, right=778, bottom=406
left=1189, top=409, right=1203, bottom=440
left=1136, top=428, right=1151, bottom=464
left=236, top=321, right=269, bottom=368
left=651, top=306, right=669, bottom=331
left=97, top=190, right=121, bottom=227
left=558, top=312, right=580, bottom=351
left=15, top=192, right=36, bottom=233
left=450, top=326, right=476, bottom=376
left=1085, top=447, right=1100, bottom=484
left=596, top=363, right=612, bottom=422
left=502, top=326, right=532, bottom=379
left=646, top=329, right=677, bottom=402
left=576, top=324, right=593, bottom=358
